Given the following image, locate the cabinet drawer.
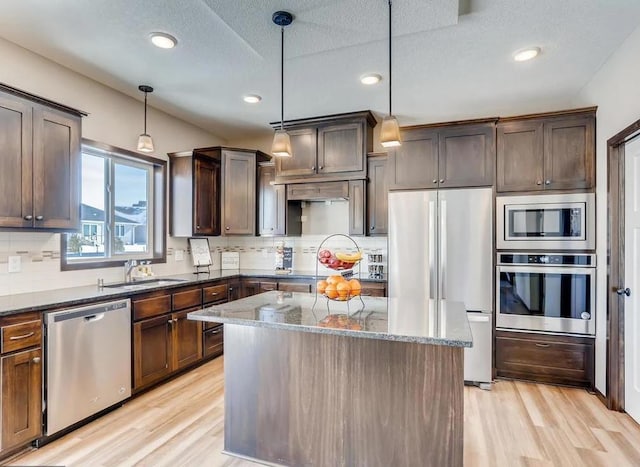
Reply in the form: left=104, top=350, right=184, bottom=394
left=286, top=181, right=349, bottom=200
left=260, top=281, right=278, bottom=292
left=132, top=295, right=172, bottom=321
left=1, top=320, right=41, bottom=354
left=278, top=281, right=312, bottom=293
left=172, top=288, right=202, bottom=311
left=203, top=284, right=228, bottom=305
left=496, top=333, right=593, bottom=387
left=203, top=325, right=224, bottom=358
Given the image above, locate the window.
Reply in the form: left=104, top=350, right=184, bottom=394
left=62, top=139, right=166, bottom=270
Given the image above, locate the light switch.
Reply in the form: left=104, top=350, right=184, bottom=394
left=8, top=256, right=21, bottom=273
left=175, top=249, right=184, bottom=261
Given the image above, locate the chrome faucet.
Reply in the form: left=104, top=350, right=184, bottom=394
left=124, top=259, right=138, bottom=283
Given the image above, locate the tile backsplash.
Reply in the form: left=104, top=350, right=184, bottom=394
left=0, top=232, right=387, bottom=296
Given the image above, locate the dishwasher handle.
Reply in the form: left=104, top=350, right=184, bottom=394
left=84, top=313, right=105, bottom=323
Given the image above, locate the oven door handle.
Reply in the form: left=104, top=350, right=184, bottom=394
left=497, top=265, right=595, bottom=275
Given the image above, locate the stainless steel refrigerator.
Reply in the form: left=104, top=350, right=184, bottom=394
left=388, top=188, right=493, bottom=385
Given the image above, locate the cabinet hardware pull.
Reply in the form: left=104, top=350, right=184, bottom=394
left=196, top=225, right=200, bottom=229
left=536, top=180, right=542, bottom=185
left=168, top=319, right=173, bottom=325
left=439, top=179, right=445, bottom=183
left=24, top=215, right=33, bottom=221
left=32, top=357, right=41, bottom=364
left=173, top=318, right=178, bottom=323
left=210, top=292, right=218, bottom=296
left=35, top=215, right=44, bottom=221
left=207, top=329, right=222, bottom=335
left=319, top=166, right=324, bottom=170
left=9, top=332, right=35, bottom=340
left=311, top=166, right=316, bottom=171
left=545, top=180, right=551, bottom=185
left=535, top=343, right=550, bottom=348
left=371, top=226, right=375, bottom=230
left=226, top=227, right=230, bottom=230
left=432, top=179, right=437, bottom=184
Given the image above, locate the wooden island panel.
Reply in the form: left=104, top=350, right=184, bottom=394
left=223, top=325, right=463, bottom=467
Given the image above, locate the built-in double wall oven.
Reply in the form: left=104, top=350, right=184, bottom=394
left=496, top=193, right=596, bottom=336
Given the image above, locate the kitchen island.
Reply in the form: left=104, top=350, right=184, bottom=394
left=189, top=292, right=472, bottom=467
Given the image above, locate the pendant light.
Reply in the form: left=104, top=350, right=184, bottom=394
left=271, top=11, right=294, bottom=158
left=137, top=85, right=154, bottom=153
left=380, top=0, right=401, bottom=148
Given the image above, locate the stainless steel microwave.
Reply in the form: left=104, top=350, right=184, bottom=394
left=496, top=193, right=595, bottom=251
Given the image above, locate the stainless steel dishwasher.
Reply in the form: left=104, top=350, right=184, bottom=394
left=45, top=299, right=131, bottom=436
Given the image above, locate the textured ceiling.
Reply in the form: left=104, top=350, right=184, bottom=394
left=0, top=0, right=639, bottom=141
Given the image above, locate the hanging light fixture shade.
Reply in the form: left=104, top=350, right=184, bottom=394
left=380, top=0, right=401, bottom=148
left=137, top=85, right=154, bottom=153
left=271, top=11, right=294, bottom=158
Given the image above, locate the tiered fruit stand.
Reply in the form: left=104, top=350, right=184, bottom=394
left=312, top=233, right=365, bottom=317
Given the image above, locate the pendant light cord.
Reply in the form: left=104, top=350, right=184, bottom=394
left=388, top=0, right=393, bottom=117
left=144, top=91, right=148, bottom=134
left=280, top=26, right=285, bottom=130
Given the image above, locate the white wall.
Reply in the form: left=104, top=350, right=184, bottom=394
left=0, top=37, right=226, bottom=295
left=572, top=24, right=640, bottom=395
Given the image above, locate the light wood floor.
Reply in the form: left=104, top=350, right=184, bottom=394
left=7, top=357, right=640, bottom=467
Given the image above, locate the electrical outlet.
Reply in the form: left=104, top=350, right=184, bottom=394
left=8, top=256, right=21, bottom=273
left=175, top=249, right=184, bottom=261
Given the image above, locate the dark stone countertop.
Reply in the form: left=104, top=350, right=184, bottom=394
left=0, top=269, right=386, bottom=316
left=188, top=291, right=472, bottom=347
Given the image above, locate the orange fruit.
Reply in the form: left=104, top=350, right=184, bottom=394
left=348, top=279, right=361, bottom=296
left=317, top=280, right=328, bottom=294
left=336, top=281, right=351, bottom=299
left=324, top=283, right=338, bottom=299
left=327, top=275, right=345, bottom=285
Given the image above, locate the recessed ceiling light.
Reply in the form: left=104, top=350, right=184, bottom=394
left=360, top=73, right=382, bottom=85
left=243, top=94, right=262, bottom=104
left=513, top=47, right=541, bottom=62
left=150, top=32, right=177, bottom=49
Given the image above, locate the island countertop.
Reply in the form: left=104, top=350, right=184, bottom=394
left=188, top=291, right=472, bottom=347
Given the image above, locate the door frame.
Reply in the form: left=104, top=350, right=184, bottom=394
left=607, top=117, right=640, bottom=411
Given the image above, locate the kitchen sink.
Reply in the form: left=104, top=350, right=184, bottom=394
left=103, top=278, right=187, bottom=290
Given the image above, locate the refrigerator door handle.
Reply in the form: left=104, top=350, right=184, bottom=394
left=440, top=199, right=447, bottom=299
left=429, top=200, right=436, bottom=300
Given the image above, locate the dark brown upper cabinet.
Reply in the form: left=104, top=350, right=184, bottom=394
left=169, top=147, right=269, bottom=237
left=348, top=179, right=366, bottom=236
left=258, top=163, right=302, bottom=237
left=388, top=121, right=496, bottom=191
left=272, top=111, right=375, bottom=184
left=367, top=153, right=388, bottom=235
left=169, top=152, right=221, bottom=236
left=496, top=108, right=595, bottom=193
left=0, top=85, right=83, bottom=231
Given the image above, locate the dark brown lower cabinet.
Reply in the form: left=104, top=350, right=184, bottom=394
left=133, top=315, right=173, bottom=390
left=1, top=347, right=42, bottom=451
left=495, top=330, right=594, bottom=388
left=203, top=325, right=224, bottom=358
left=174, top=309, right=203, bottom=370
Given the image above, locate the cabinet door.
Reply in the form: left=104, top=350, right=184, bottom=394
left=317, top=122, right=364, bottom=174
left=223, top=151, right=256, bottom=235
left=496, top=121, right=544, bottom=192
left=388, top=128, right=439, bottom=190
left=228, top=281, right=241, bottom=301
left=367, top=156, right=388, bottom=235
left=349, top=180, right=366, bottom=236
left=278, top=281, right=312, bottom=293
left=32, top=107, right=80, bottom=230
left=0, top=95, right=33, bottom=228
left=133, top=315, right=173, bottom=389
left=438, top=124, right=495, bottom=188
left=258, top=164, right=285, bottom=236
left=193, top=156, right=221, bottom=236
left=173, top=309, right=203, bottom=371
left=1, top=348, right=42, bottom=450
left=543, top=116, right=595, bottom=190
left=275, top=128, right=317, bottom=177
